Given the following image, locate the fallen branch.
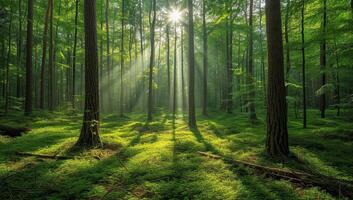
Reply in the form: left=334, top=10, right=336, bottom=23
left=15, top=152, right=73, bottom=160
left=198, top=151, right=353, bottom=199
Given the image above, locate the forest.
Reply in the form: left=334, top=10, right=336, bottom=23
left=0, top=0, right=353, bottom=199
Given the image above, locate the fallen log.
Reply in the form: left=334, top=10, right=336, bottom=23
left=198, top=151, right=353, bottom=199
left=15, top=152, right=73, bottom=160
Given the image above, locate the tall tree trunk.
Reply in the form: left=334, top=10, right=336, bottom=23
left=24, top=0, right=34, bottom=115
left=17, top=0, right=23, bottom=98
left=319, top=0, right=327, bottom=118
left=120, top=0, right=125, bottom=116
left=188, top=0, right=196, bottom=128
left=139, top=0, right=145, bottom=111
left=333, top=39, right=340, bottom=116
left=48, top=0, right=54, bottom=111
left=76, top=0, right=102, bottom=148
left=166, top=25, right=171, bottom=109
left=39, top=0, right=51, bottom=109
left=301, top=0, right=307, bottom=128
left=248, top=0, right=257, bottom=120
left=202, top=0, right=208, bottom=116
left=181, top=28, right=186, bottom=113
left=265, top=0, right=289, bottom=156
left=72, top=0, right=79, bottom=110
left=285, top=0, right=291, bottom=97
left=105, top=0, right=112, bottom=111
left=173, top=23, right=177, bottom=117
left=147, top=0, right=156, bottom=121
left=5, top=6, right=13, bottom=114
left=226, top=2, right=233, bottom=114
left=259, top=0, right=266, bottom=106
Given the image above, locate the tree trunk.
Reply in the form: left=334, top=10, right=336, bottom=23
left=39, top=0, right=52, bottom=109
left=5, top=6, right=13, bottom=114
left=265, top=0, right=289, bottom=156
left=105, top=0, right=112, bottom=111
left=248, top=0, right=257, bottom=120
left=173, top=23, right=177, bottom=117
left=301, top=0, right=307, bottom=128
left=48, top=0, right=54, bottom=111
left=16, top=0, right=23, bottom=99
left=285, top=0, right=291, bottom=96
left=76, top=0, right=102, bottom=148
left=188, top=0, right=196, bottom=128
left=139, top=0, right=145, bottom=111
left=120, top=0, right=125, bottom=117
left=147, top=0, right=156, bottom=121
left=259, top=0, right=266, bottom=106
left=202, top=0, right=208, bottom=116
left=319, top=0, right=327, bottom=118
left=24, top=0, right=34, bottom=115
left=72, top=0, right=79, bottom=110
left=225, top=2, right=233, bottom=114
left=181, top=28, right=187, bottom=113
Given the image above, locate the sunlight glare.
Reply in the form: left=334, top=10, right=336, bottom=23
left=169, top=9, right=182, bottom=23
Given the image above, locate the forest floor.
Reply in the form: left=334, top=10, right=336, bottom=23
left=1, top=109, right=353, bottom=200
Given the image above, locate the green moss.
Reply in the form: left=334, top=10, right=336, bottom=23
left=0, top=109, right=352, bottom=199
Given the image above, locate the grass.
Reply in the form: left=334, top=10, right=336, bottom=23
left=0, top=108, right=352, bottom=199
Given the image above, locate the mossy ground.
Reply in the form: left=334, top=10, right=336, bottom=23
left=0, top=109, right=352, bottom=200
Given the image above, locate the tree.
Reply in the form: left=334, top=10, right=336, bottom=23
left=265, top=0, right=289, bottom=156
left=48, top=0, right=54, bottom=111
left=76, top=0, right=102, bottom=148
left=188, top=0, right=196, bottom=128
left=4, top=5, right=13, bottom=114
left=120, top=0, right=125, bottom=117
left=173, top=20, right=177, bottom=117
left=202, top=0, right=208, bottom=116
left=301, top=0, right=307, bottom=128
left=225, top=1, right=233, bottom=114
left=147, top=0, right=156, bottom=121
left=105, top=0, right=112, bottom=111
left=319, top=0, right=327, bottom=118
left=39, top=0, right=52, bottom=109
left=16, top=0, right=23, bottom=98
left=248, top=0, right=257, bottom=120
left=72, top=0, right=79, bottom=110
left=24, top=0, right=34, bottom=115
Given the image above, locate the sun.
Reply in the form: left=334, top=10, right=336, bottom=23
left=169, top=9, right=182, bottom=23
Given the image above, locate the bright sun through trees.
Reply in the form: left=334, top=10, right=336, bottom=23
left=168, top=9, right=182, bottom=23
left=1, top=0, right=353, bottom=199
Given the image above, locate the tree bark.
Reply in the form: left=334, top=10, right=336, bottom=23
left=39, top=0, right=52, bottom=109
left=188, top=0, right=196, bottom=128
left=319, top=0, right=327, bottom=118
left=120, top=0, right=125, bottom=117
left=72, top=0, right=79, bottom=110
left=147, top=0, right=156, bottom=121
left=301, top=0, right=307, bottom=128
left=24, top=0, right=34, bottom=115
left=265, top=0, right=289, bottom=156
left=285, top=0, right=291, bottom=96
left=248, top=0, right=257, bottom=120
left=16, top=0, right=23, bottom=99
left=76, top=0, right=102, bottom=148
left=4, top=6, right=13, bottom=114
left=48, top=0, right=54, bottom=111
left=202, top=0, right=208, bottom=116
left=173, top=23, right=177, bottom=117
left=105, top=0, right=112, bottom=111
